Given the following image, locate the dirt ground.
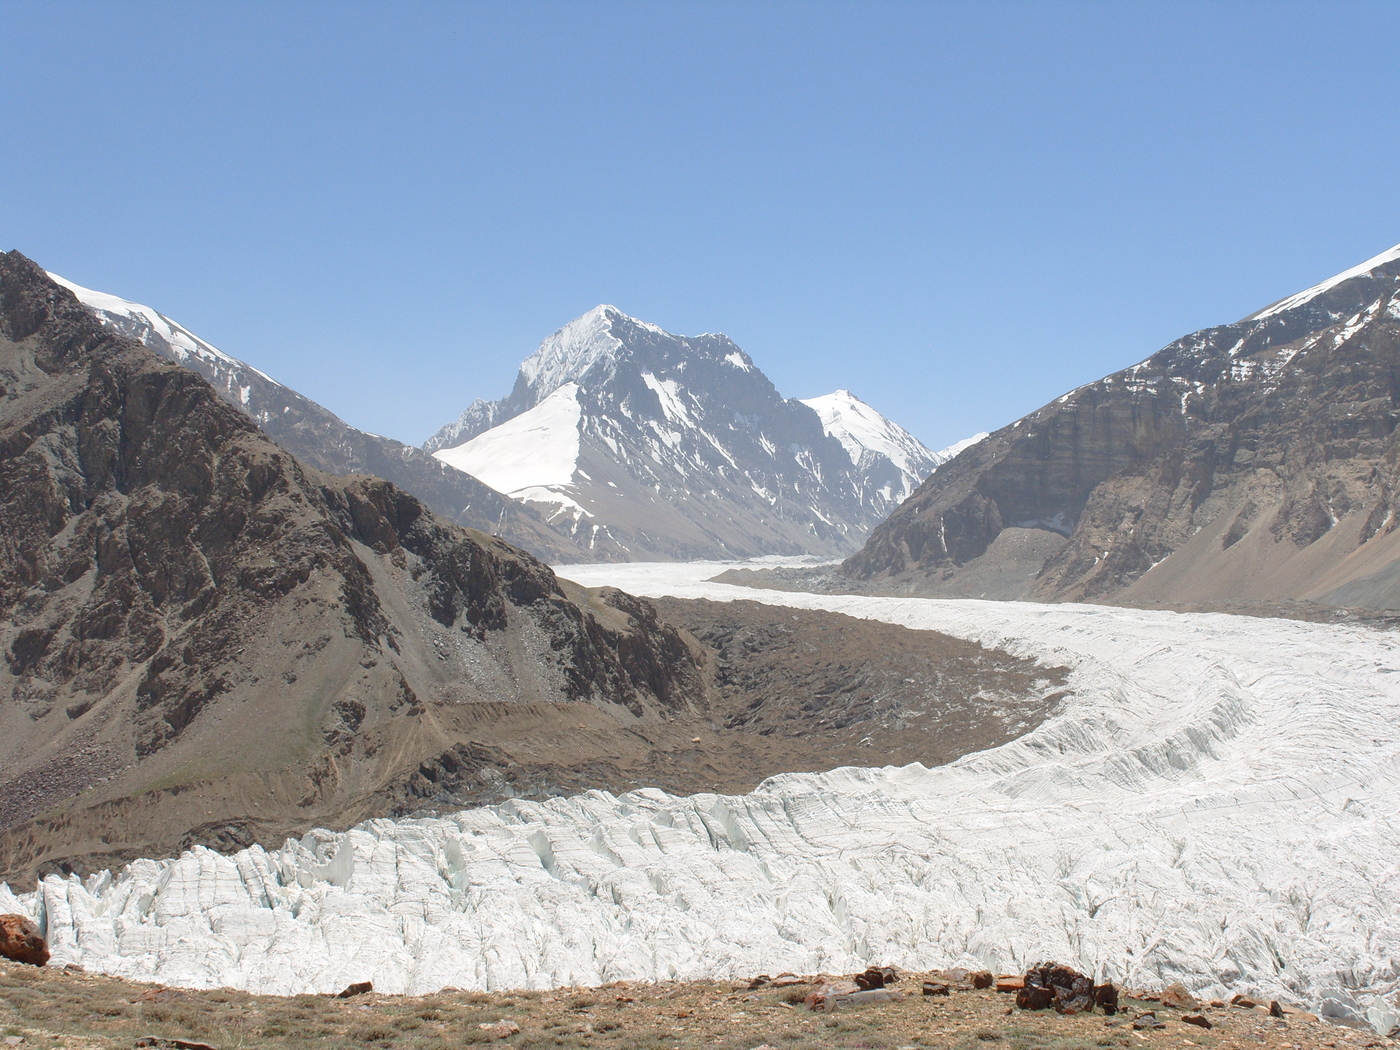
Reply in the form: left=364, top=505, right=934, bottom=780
left=0, top=963, right=1391, bottom=1050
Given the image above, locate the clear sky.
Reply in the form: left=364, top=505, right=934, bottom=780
left=3, top=1, right=1399, bottom=452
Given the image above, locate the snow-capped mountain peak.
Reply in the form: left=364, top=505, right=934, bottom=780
left=428, top=311, right=939, bottom=560
left=800, top=389, right=941, bottom=503
left=518, top=305, right=673, bottom=398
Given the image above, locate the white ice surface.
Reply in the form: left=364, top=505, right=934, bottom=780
left=5, top=562, right=1399, bottom=1029
left=1246, top=243, right=1400, bottom=321
left=433, top=383, right=583, bottom=501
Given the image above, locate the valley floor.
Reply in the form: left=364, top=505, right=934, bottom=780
left=3, top=561, right=1398, bottom=1033
left=1, top=961, right=1386, bottom=1050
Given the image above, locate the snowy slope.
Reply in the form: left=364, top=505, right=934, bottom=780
left=800, top=390, right=941, bottom=502
left=1247, top=242, right=1400, bottom=321
left=47, top=273, right=272, bottom=393
left=426, top=306, right=935, bottom=560
left=9, top=561, right=1399, bottom=1033
left=433, top=384, right=586, bottom=518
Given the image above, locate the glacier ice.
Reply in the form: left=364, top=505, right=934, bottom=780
left=3, top=561, right=1398, bottom=1033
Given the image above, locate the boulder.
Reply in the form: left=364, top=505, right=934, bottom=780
left=995, top=976, right=1024, bottom=992
left=1182, top=1015, right=1213, bottom=1029
left=0, top=914, right=48, bottom=967
left=1017, top=962, right=1097, bottom=1014
left=1093, top=983, right=1119, bottom=1015
left=922, top=982, right=951, bottom=997
left=1132, top=1012, right=1165, bottom=1030
left=804, top=981, right=860, bottom=1011
left=854, top=966, right=898, bottom=990
left=969, top=971, right=995, bottom=990
left=1161, top=982, right=1199, bottom=1009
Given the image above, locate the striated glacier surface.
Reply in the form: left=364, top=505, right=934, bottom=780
left=4, top=561, right=1398, bottom=1031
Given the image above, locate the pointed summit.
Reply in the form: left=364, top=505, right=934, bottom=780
left=427, top=309, right=937, bottom=560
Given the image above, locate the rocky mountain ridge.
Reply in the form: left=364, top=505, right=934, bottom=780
left=0, top=253, right=700, bottom=883
left=47, top=273, right=587, bottom=563
left=843, top=243, right=1400, bottom=611
left=426, top=305, right=940, bottom=561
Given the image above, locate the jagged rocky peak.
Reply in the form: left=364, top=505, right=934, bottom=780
left=426, top=306, right=939, bottom=561
left=842, top=241, right=1400, bottom=611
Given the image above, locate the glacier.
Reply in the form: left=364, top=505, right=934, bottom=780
left=3, top=561, right=1398, bottom=1032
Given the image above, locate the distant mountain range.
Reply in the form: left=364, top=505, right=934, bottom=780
left=843, top=242, right=1400, bottom=613
left=53, top=283, right=947, bottom=564
left=426, top=305, right=942, bottom=561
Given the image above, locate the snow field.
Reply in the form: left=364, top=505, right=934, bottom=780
left=3, top=562, right=1397, bottom=1032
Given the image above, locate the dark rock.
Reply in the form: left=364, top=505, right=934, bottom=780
left=855, top=966, right=898, bottom=990
left=969, top=970, right=995, bottom=989
left=0, top=913, right=48, bottom=966
left=1016, top=985, right=1055, bottom=1011
left=1182, top=1015, right=1213, bottom=1029
left=336, top=981, right=373, bottom=998
left=922, top=982, right=951, bottom=997
left=1093, top=983, right=1119, bottom=1015
left=1269, top=1000, right=1284, bottom=1018
left=1132, top=1012, right=1165, bottom=1030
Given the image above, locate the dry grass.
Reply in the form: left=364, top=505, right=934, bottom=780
left=0, top=963, right=1385, bottom=1050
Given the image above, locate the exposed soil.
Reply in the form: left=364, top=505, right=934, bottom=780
left=0, top=962, right=1386, bottom=1050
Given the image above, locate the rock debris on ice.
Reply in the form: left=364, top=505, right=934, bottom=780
left=4, top=562, right=1398, bottom=1034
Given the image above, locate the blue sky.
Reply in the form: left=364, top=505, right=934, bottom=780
left=3, top=1, right=1399, bottom=451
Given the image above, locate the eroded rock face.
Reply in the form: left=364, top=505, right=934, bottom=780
left=0, top=912, right=48, bottom=965
left=0, top=252, right=704, bottom=886
left=843, top=249, right=1400, bottom=611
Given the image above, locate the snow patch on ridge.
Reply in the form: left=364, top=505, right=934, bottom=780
left=1246, top=243, right=1400, bottom=321
left=47, top=272, right=274, bottom=382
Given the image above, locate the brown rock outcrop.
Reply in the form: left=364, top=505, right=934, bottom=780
left=0, top=912, right=48, bottom=965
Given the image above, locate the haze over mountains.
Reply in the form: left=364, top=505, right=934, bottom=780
left=843, top=243, right=1400, bottom=613
left=427, top=305, right=942, bottom=561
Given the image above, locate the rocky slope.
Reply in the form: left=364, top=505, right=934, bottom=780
left=426, top=306, right=939, bottom=560
left=0, top=252, right=698, bottom=884
left=48, top=273, right=586, bottom=563
left=842, top=243, right=1400, bottom=611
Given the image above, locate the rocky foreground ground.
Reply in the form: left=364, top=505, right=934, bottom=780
left=0, top=963, right=1392, bottom=1050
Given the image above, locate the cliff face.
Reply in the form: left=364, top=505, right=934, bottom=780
left=0, top=253, right=701, bottom=884
left=844, top=248, right=1400, bottom=611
